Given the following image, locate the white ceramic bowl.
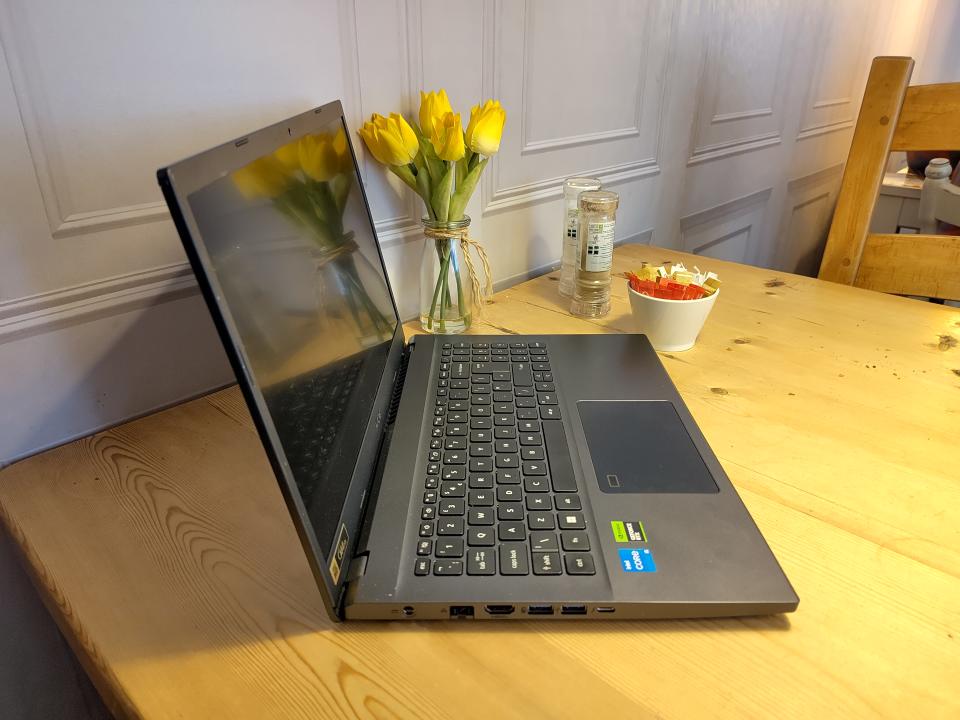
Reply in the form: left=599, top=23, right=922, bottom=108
left=627, top=282, right=719, bottom=352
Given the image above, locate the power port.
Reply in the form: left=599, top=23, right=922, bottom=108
left=483, top=604, right=516, bottom=616
left=560, top=604, right=587, bottom=615
left=449, top=605, right=474, bottom=618
left=526, top=605, right=554, bottom=615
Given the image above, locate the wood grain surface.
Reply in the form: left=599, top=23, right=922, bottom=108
left=1, top=245, right=958, bottom=719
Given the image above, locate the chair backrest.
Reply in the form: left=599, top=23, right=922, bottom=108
left=818, top=56, right=960, bottom=300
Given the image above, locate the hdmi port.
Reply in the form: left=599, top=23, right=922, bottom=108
left=484, top=604, right=515, bottom=616
left=560, top=604, right=587, bottom=615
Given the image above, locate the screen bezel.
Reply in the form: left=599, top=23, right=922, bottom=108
left=157, top=100, right=405, bottom=620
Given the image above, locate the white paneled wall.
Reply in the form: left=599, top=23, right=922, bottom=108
left=0, top=0, right=941, bottom=464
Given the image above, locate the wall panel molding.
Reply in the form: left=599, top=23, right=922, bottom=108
left=0, top=4, right=171, bottom=237
left=680, top=187, right=773, bottom=264
left=0, top=262, right=197, bottom=343
left=775, top=163, right=843, bottom=273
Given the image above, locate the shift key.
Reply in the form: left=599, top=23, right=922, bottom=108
left=542, top=420, right=578, bottom=492
left=512, top=361, right=533, bottom=387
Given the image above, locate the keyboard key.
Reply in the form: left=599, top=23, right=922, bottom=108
left=537, top=393, right=558, bottom=405
left=499, top=543, right=529, bottom=575
left=494, top=414, right=515, bottom=426
left=542, top=420, right=576, bottom=491
left=441, top=467, right=465, bottom=481
left=498, top=521, right=526, bottom=541
left=532, top=551, right=562, bottom=575
left=448, top=390, right=469, bottom=401
left=427, top=463, right=440, bottom=475
left=467, top=548, right=496, bottom=575
left=446, top=424, right=467, bottom=436
left=532, top=362, right=551, bottom=371
left=421, top=506, right=436, bottom=520
left=525, top=495, right=550, bottom=510
left=517, top=408, right=539, bottom=420
left=428, top=450, right=441, bottom=462
left=492, top=382, right=512, bottom=392
left=530, top=531, right=558, bottom=551
left=561, top=531, right=590, bottom=551
left=423, top=490, right=438, bottom=504
left=471, top=362, right=495, bottom=374
left=470, top=406, right=491, bottom=417
left=516, top=397, right=536, bottom=408
left=522, top=447, right=545, bottom=461
left=512, top=362, right=533, bottom=387
left=447, top=400, right=468, bottom=411
left=528, top=342, right=546, bottom=349
left=496, top=469, right=520, bottom=485
left=436, top=538, right=463, bottom=557
left=415, top=558, right=431, bottom=575
left=496, top=454, right=519, bottom=468
left=468, top=508, right=494, bottom=525
left=535, top=382, right=555, bottom=392
left=491, top=342, right=507, bottom=349
left=440, top=481, right=465, bottom=497
left=470, top=443, right=493, bottom=457
left=470, top=458, right=493, bottom=472
left=439, top=499, right=465, bottom=515
left=520, top=432, right=542, bottom=446
left=470, top=418, right=492, bottom=429
left=494, top=426, right=517, bottom=439
left=443, top=451, right=466, bottom=465
left=433, top=560, right=463, bottom=575
left=522, top=461, right=546, bottom=475
left=445, top=437, right=466, bottom=450
left=471, top=375, right=490, bottom=385
left=527, top=511, right=555, bottom=530
left=419, top=521, right=434, bottom=537
left=424, top=477, right=439, bottom=489
left=470, top=394, right=491, bottom=405
left=417, top=540, right=432, bottom=555
left=555, top=495, right=581, bottom=510
left=524, top=476, right=550, bottom=492
left=497, top=502, right=523, bottom=520
left=451, top=362, right=469, bottom=379
left=496, top=486, right=521, bottom=502
left=515, top=387, right=535, bottom=397
left=493, top=403, right=514, bottom=414
left=493, top=392, right=513, bottom=403
left=468, top=475, right=494, bottom=489
left=468, top=528, right=495, bottom=547
left=518, top=420, right=540, bottom=433
left=510, top=342, right=527, bottom=349
left=438, top=518, right=465, bottom=535
left=450, top=379, right=469, bottom=389
left=496, top=440, right=518, bottom=453
left=564, top=553, right=596, bottom=575
left=470, top=429, right=493, bottom=443
left=557, top=512, right=586, bottom=530
left=447, top=411, right=468, bottom=423
left=540, top=406, right=561, bottom=419
left=492, top=371, right=512, bottom=382
left=468, top=491, right=494, bottom=507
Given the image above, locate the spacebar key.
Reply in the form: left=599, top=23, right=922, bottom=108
left=542, top=420, right=578, bottom=492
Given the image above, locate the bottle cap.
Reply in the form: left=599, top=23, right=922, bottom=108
left=578, top=190, right=619, bottom=213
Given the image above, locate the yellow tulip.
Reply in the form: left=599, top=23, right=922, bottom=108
left=465, top=99, right=506, bottom=156
left=430, top=111, right=466, bottom=162
left=273, top=140, right=301, bottom=172
left=232, top=155, right=289, bottom=198
left=331, top=126, right=352, bottom=174
left=358, top=112, right=418, bottom=166
left=419, top=89, right=453, bottom=137
left=299, top=133, right=340, bottom=181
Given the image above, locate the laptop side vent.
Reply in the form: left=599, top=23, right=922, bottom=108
left=386, top=349, right=410, bottom=425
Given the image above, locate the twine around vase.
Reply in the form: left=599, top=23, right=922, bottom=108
left=422, top=225, right=493, bottom=315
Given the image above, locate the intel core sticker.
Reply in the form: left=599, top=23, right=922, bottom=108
left=329, top=523, right=349, bottom=584
left=611, top=520, right=647, bottom=542
left=619, top=547, right=656, bottom=572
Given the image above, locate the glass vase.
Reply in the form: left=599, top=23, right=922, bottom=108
left=420, top=216, right=473, bottom=334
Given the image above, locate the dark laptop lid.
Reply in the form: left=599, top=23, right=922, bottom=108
left=157, top=101, right=405, bottom=618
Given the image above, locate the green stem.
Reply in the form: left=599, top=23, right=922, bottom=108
left=439, top=248, right=450, bottom=333
left=427, top=248, right=449, bottom=331
left=452, top=246, right=466, bottom=324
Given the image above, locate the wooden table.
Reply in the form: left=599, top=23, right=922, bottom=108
left=1, top=245, right=958, bottom=719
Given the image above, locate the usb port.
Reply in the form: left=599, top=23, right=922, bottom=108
left=484, top=604, right=515, bottom=615
left=526, top=604, right=554, bottom=615
left=560, top=604, right=587, bottom=615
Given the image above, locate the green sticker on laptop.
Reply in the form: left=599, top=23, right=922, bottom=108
left=611, top=520, right=647, bottom=542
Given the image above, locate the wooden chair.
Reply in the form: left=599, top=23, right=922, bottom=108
left=818, top=56, right=960, bottom=300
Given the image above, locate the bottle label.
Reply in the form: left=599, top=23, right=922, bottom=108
left=563, top=208, right=579, bottom=259
left=583, top=220, right=614, bottom=272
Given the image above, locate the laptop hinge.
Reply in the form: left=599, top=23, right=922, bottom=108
left=346, top=552, right=368, bottom=582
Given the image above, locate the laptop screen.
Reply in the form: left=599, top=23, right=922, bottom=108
left=182, top=114, right=398, bottom=555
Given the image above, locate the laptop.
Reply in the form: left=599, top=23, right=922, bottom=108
left=157, top=100, right=798, bottom=620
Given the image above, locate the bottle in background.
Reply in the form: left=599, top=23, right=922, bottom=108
left=558, top=177, right=602, bottom=297
left=571, top=190, right=619, bottom=318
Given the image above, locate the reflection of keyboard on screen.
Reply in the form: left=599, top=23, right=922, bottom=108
left=266, top=358, right=363, bottom=502
left=414, top=341, right=594, bottom=578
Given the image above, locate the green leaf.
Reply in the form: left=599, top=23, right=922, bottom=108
left=432, top=162, right=454, bottom=223
left=389, top=163, right=419, bottom=192
left=448, top=156, right=488, bottom=221
left=415, top=166, right=435, bottom=219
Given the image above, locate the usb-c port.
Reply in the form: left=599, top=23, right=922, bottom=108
left=594, top=606, right=616, bottom=613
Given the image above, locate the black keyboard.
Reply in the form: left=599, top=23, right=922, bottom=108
left=414, top=341, right=595, bottom=578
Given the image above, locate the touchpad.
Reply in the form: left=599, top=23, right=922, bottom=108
left=578, top=401, right=719, bottom=493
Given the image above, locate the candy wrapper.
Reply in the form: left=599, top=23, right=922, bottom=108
left=627, top=262, right=720, bottom=300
